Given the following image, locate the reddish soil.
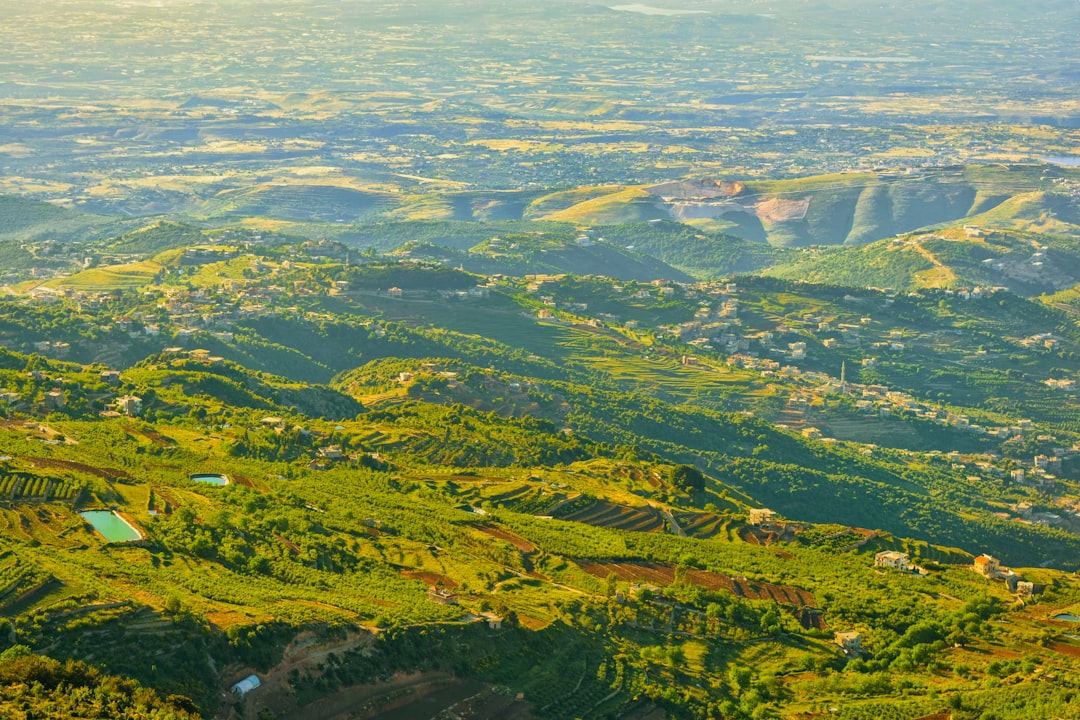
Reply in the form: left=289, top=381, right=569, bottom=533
left=369, top=597, right=400, bottom=609
left=1048, top=641, right=1080, bottom=659
left=476, top=524, right=536, bottom=553
left=739, top=525, right=787, bottom=546
left=739, top=527, right=761, bottom=545
left=218, top=630, right=374, bottom=720
left=275, top=534, right=301, bottom=556
left=286, top=673, right=535, bottom=720
left=232, top=474, right=257, bottom=489
left=476, top=523, right=549, bottom=578
left=401, top=570, right=457, bottom=589
left=137, top=428, right=175, bottom=446
left=219, top=627, right=538, bottom=720
left=793, top=607, right=827, bottom=631
left=20, top=456, right=132, bottom=480
left=576, top=560, right=817, bottom=608
left=153, top=487, right=180, bottom=511
left=563, top=500, right=665, bottom=534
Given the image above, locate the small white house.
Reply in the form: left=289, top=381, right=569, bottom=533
left=748, top=508, right=777, bottom=526
left=231, top=674, right=261, bottom=697
left=874, top=551, right=911, bottom=571
left=116, top=395, right=142, bottom=417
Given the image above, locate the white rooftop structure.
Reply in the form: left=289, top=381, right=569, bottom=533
left=231, top=674, right=261, bottom=697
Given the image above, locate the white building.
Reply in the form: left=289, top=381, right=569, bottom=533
left=231, top=674, right=261, bottom=697
left=748, top=508, right=777, bottom=526
left=874, top=551, right=911, bottom=571
left=116, top=395, right=142, bottom=417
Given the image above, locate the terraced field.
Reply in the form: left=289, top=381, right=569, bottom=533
left=575, top=560, right=817, bottom=609
left=475, top=524, right=536, bottom=553
left=674, top=511, right=738, bottom=540
left=559, top=499, right=666, bottom=534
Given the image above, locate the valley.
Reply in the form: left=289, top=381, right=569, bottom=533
left=1, top=1, right=1079, bottom=718
left=0, top=218, right=1080, bottom=717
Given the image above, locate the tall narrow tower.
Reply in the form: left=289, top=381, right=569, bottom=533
left=840, top=360, right=847, bottom=395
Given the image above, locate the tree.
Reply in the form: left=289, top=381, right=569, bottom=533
left=669, top=464, right=705, bottom=493
left=0, top=645, right=30, bottom=663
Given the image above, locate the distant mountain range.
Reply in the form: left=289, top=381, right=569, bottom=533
left=3, top=163, right=1079, bottom=295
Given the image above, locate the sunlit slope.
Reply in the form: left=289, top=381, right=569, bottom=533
left=384, top=190, right=540, bottom=222
left=536, top=187, right=667, bottom=224
left=523, top=185, right=627, bottom=219
left=206, top=183, right=401, bottom=222
left=528, top=165, right=1077, bottom=247
left=392, top=238, right=691, bottom=281
left=0, top=195, right=136, bottom=245
left=763, top=194, right=1080, bottom=293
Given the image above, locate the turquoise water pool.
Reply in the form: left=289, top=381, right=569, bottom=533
left=80, top=510, right=142, bottom=542
left=1053, top=613, right=1080, bottom=622
left=190, top=473, right=230, bottom=485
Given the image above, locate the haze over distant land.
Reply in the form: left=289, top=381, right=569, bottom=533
left=1, top=2, right=1080, bottom=720
left=0, top=0, right=1075, bottom=214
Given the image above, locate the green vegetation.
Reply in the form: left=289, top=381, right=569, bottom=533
left=0, top=0, right=1077, bottom=714
left=0, top=649, right=201, bottom=720
left=0, top=247, right=1076, bottom=718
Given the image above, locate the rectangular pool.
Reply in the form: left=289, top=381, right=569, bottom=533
left=80, top=510, right=142, bottom=542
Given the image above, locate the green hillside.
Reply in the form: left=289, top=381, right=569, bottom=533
left=524, top=185, right=627, bottom=218
left=4, top=165, right=1074, bottom=289
left=0, top=196, right=82, bottom=235
left=1, top=219, right=1080, bottom=720
left=207, top=183, right=401, bottom=223
left=0, top=196, right=138, bottom=273
left=537, top=187, right=669, bottom=224
left=3, top=0, right=1080, bottom=713
left=595, top=221, right=790, bottom=277
left=763, top=224, right=1080, bottom=294
left=483, top=165, right=1080, bottom=249
left=101, top=221, right=211, bottom=256
left=392, top=233, right=691, bottom=281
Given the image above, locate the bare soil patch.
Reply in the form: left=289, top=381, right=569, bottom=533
left=401, top=570, right=457, bottom=589
left=754, top=197, right=810, bottom=222
left=1048, top=641, right=1080, bottom=659
left=476, top=524, right=536, bottom=552
left=576, top=560, right=817, bottom=608
left=21, top=455, right=132, bottom=480
left=137, top=428, right=175, bottom=446
left=232, top=474, right=257, bottom=489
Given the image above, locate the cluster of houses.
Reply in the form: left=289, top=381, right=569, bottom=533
left=0, top=367, right=143, bottom=418
left=835, top=548, right=1047, bottom=659
left=524, top=277, right=1070, bottom=483
left=256, top=416, right=385, bottom=471
left=873, top=549, right=1041, bottom=598
left=971, top=553, right=1042, bottom=597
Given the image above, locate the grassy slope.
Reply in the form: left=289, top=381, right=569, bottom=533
left=0, top=267, right=1079, bottom=718
left=538, top=187, right=666, bottom=224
